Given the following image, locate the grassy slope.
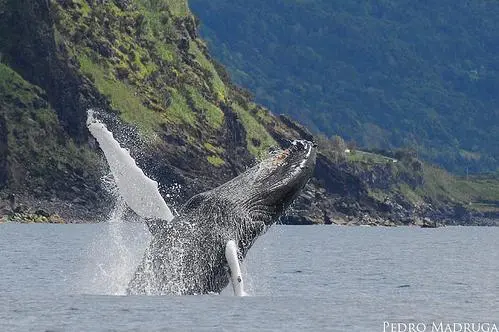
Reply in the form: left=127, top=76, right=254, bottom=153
left=50, top=0, right=276, bottom=166
left=342, top=147, right=499, bottom=214
left=418, top=166, right=499, bottom=213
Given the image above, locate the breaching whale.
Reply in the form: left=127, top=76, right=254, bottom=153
left=87, top=110, right=316, bottom=296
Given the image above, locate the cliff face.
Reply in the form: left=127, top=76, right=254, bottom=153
left=1, top=0, right=99, bottom=141
left=0, top=114, right=7, bottom=188
left=0, top=0, right=306, bottom=217
left=0, top=0, right=497, bottom=225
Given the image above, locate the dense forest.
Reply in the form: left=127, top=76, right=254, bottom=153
left=189, top=0, right=499, bottom=174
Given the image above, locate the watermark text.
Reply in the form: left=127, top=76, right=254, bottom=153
left=383, top=321, right=498, bottom=332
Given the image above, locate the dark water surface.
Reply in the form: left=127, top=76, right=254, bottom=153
left=0, top=224, right=498, bottom=331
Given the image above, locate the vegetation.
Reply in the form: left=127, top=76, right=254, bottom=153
left=207, top=155, right=225, bottom=167
left=190, top=0, right=499, bottom=174
left=1, top=0, right=497, bottom=224
left=48, top=0, right=272, bottom=157
left=231, top=103, right=277, bottom=158
left=317, top=135, right=499, bottom=214
left=0, top=63, right=101, bottom=196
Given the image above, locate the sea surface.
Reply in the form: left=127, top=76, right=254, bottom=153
left=0, top=223, right=498, bottom=331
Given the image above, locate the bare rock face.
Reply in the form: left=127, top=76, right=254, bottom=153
left=0, top=114, right=7, bottom=189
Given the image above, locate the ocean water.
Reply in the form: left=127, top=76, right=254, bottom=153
left=0, top=224, right=497, bottom=331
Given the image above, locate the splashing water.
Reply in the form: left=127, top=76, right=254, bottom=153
left=78, top=197, right=150, bottom=295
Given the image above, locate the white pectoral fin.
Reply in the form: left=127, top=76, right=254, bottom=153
left=225, top=240, right=247, bottom=296
left=87, top=110, right=174, bottom=222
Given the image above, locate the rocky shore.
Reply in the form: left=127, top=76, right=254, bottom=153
left=2, top=168, right=497, bottom=227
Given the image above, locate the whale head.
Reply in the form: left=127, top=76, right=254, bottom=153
left=180, top=140, right=316, bottom=226
left=186, top=139, right=316, bottom=230
left=242, top=140, right=317, bottom=224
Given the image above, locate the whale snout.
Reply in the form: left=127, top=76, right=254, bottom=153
left=279, top=140, right=317, bottom=179
left=246, top=139, right=317, bottom=222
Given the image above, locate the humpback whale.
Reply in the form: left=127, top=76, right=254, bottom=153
left=87, top=110, right=316, bottom=296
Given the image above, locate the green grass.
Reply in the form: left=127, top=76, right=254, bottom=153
left=207, top=155, right=225, bottom=167
left=79, top=54, right=200, bottom=131
left=187, top=86, right=224, bottom=128
left=134, top=0, right=180, bottom=63
left=203, top=142, right=224, bottom=154
left=167, top=88, right=197, bottom=125
left=164, top=0, right=190, bottom=17
left=416, top=165, right=499, bottom=211
left=231, top=103, right=277, bottom=158
left=0, top=64, right=44, bottom=105
left=189, top=42, right=227, bottom=101
left=252, top=106, right=275, bottom=125
left=398, top=183, right=424, bottom=205
left=78, top=54, right=162, bottom=137
left=204, top=142, right=225, bottom=167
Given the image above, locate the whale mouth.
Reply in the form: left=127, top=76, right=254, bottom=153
left=262, top=140, right=315, bottom=187
left=246, top=140, right=317, bottom=222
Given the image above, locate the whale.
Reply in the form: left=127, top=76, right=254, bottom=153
left=128, top=140, right=316, bottom=295
left=86, top=110, right=316, bottom=295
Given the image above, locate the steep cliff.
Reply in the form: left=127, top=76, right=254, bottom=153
left=0, top=0, right=305, bottom=219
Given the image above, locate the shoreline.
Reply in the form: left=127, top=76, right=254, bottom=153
left=1, top=192, right=498, bottom=226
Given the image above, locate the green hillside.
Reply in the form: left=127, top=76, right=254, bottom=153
left=190, top=0, right=499, bottom=174
left=0, top=0, right=297, bottom=220
left=0, top=0, right=498, bottom=225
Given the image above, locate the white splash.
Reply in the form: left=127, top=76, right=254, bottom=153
left=78, top=197, right=150, bottom=295
left=83, top=109, right=257, bottom=296
left=86, top=109, right=174, bottom=221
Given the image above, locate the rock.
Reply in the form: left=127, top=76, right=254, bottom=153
left=114, top=0, right=133, bottom=10
left=97, top=42, right=114, bottom=58
left=14, top=204, right=27, bottom=213
left=178, top=37, right=190, bottom=52
left=0, top=115, right=7, bottom=189
left=35, top=209, right=50, bottom=217
left=49, top=214, right=66, bottom=224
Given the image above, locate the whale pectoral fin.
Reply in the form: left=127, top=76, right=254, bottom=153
left=225, top=240, right=247, bottom=296
left=87, top=110, right=174, bottom=222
